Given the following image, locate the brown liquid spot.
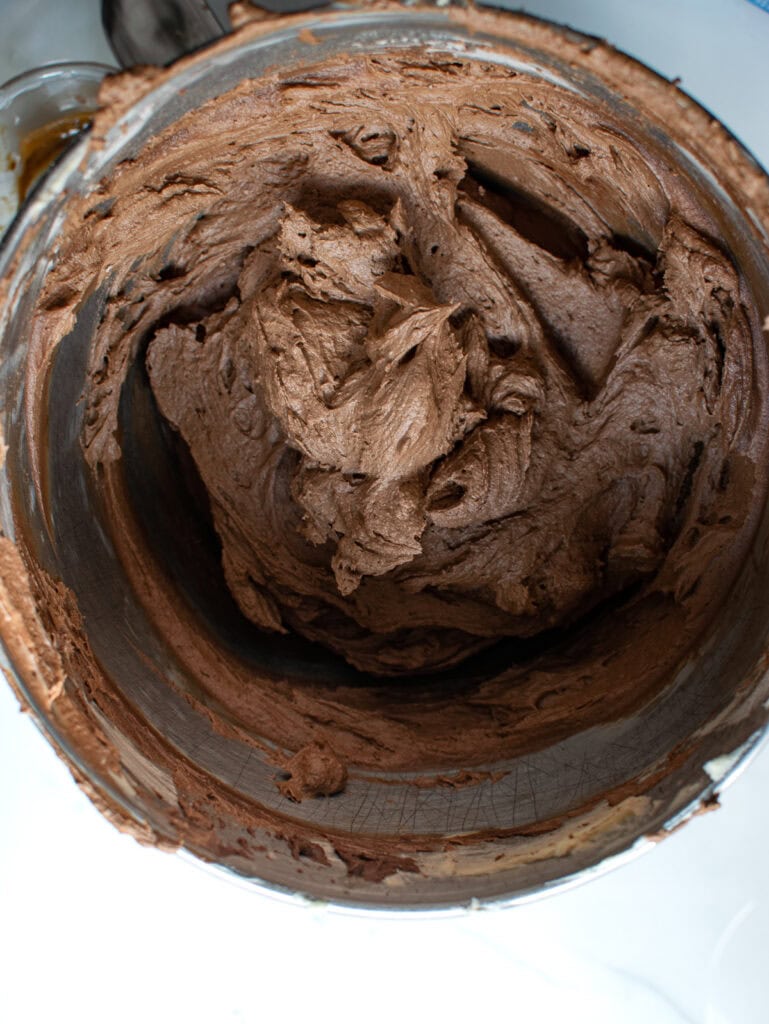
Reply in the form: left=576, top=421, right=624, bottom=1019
left=17, top=112, right=91, bottom=201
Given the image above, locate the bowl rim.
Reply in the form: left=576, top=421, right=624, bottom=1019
left=0, top=60, right=118, bottom=106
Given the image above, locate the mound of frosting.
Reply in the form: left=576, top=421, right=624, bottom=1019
left=75, top=53, right=757, bottom=675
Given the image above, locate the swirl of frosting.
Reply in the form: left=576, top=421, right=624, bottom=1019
left=66, top=54, right=756, bottom=675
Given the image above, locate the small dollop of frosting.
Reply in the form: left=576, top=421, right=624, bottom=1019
left=277, top=742, right=348, bottom=802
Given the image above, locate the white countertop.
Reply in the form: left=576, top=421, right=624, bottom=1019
left=2, top=2, right=769, bottom=1022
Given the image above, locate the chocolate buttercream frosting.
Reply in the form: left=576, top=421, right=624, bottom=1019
left=73, top=50, right=759, bottom=677
left=13, top=10, right=769, bottom=837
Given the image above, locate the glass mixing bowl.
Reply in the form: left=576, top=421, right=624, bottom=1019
left=1, top=3, right=769, bottom=910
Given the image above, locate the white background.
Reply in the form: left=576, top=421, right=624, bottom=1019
left=2, top=2, right=769, bottom=1022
